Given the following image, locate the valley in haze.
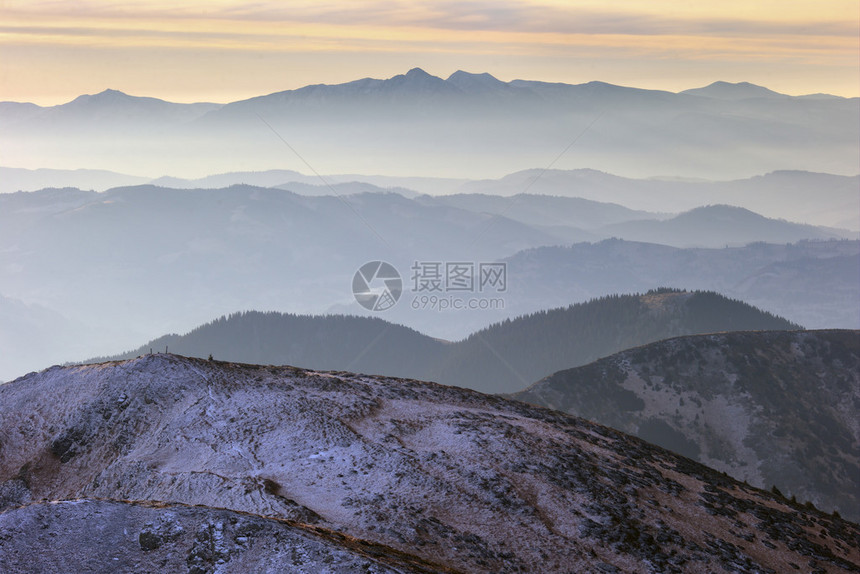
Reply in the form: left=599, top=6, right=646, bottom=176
left=0, top=176, right=857, bottom=383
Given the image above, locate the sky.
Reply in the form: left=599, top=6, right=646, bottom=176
left=0, top=0, right=858, bottom=105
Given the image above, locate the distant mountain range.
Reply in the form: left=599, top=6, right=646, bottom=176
left=516, top=329, right=860, bottom=522
left=3, top=354, right=857, bottom=572
left=600, top=204, right=845, bottom=247
left=2, top=69, right=856, bottom=181
left=3, top=167, right=856, bottom=231
left=501, top=238, right=860, bottom=331
left=0, top=88, right=220, bottom=130
left=0, top=167, right=151, bottom=193
left=457, top=169, right=860, bottom=231
left=95, top=290, right=800, bottom=394
left=1, top=180, right=855, bottom=381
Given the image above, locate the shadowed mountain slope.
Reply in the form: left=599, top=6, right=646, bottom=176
left=516, top=330, right=860, bottom=522
left=435, top=290, right=800, bottom=393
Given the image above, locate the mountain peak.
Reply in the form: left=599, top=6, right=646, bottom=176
left=67, top=88, right=132, bottom=105
left=446, top=70, right=506, bottom=90
left=96, top=88, right=129, bottom=97
left=404, top=67, right=433, bottom=78
left=381, top=67, right=457, bottom=95
left=682, top=81, right=786, bottom=100
left=679, top=204, right=768, bottom=223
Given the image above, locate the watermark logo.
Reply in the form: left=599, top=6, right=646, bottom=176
left=352, top=261, right=402, bottom=311
left=354, top=260, right=506, bottom=312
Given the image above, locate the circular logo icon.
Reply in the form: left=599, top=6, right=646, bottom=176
left=352, top=261, right=402, bottom=311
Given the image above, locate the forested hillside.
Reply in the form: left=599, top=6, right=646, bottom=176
left=102, top=290, right=800, bottom=394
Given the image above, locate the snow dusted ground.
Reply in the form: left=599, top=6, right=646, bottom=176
left=0, top=499, right=452, bottom=573
left=0, top=354, right=858, bottom=573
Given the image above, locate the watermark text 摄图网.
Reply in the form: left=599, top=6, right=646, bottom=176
left=411, top=261, right=507, bottom=294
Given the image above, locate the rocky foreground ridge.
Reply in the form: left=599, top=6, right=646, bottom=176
left=1, top=354, right=858, bottom=573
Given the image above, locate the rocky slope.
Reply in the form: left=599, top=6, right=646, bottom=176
left=0, top=499, right=451, bottom=574
left=1, top=354, right=858, bottom=572
left=516, top=330, right=860, bottom=523
left=0, top=499, right=454, bottom=573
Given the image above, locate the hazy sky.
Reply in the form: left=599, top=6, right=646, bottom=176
left=1, top=0, right=858, bottom=104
